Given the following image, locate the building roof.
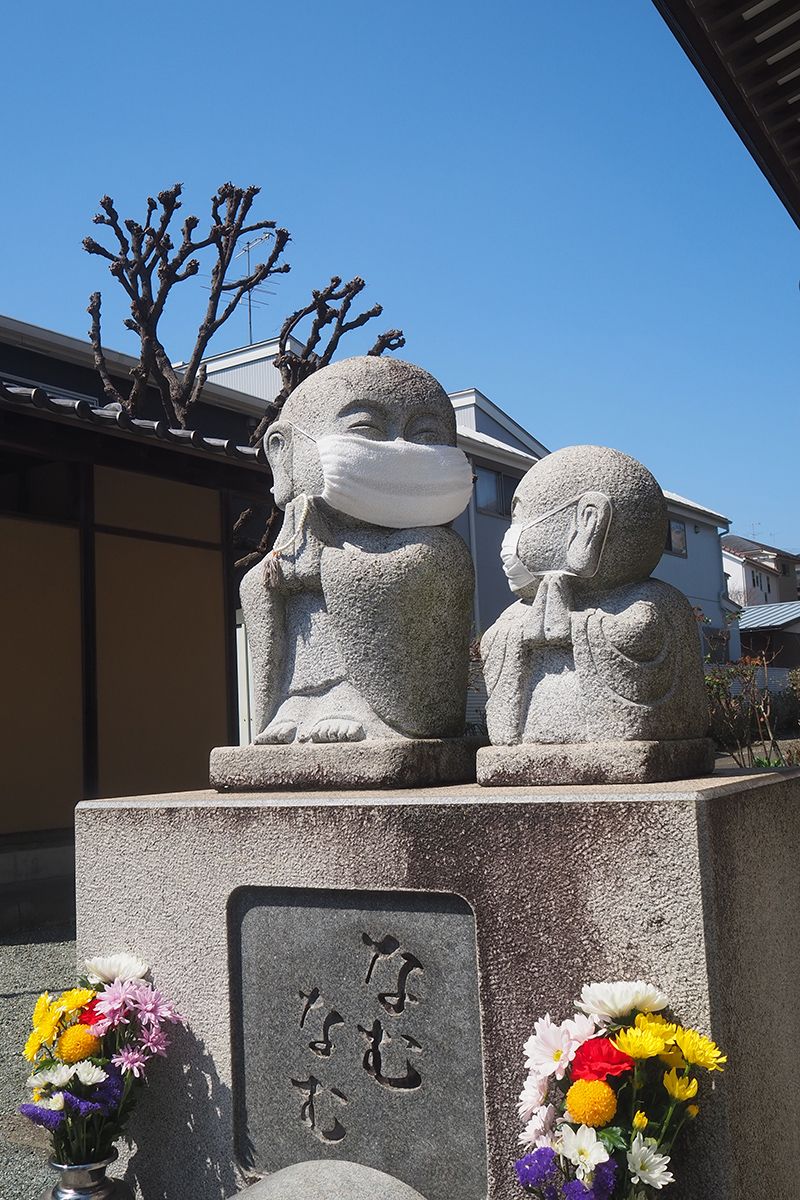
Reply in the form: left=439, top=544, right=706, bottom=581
left=662, top=489, right=731, bottom=526
left=652, top=0, right=800, bottom=229
left=0, top=380, right=268, bottom=468
left=739, top=599, right=800, bottom=628
left=722, top=532, right=800, bottom=561
left=455, top=426, right=539, bottom=471
left=723, top=544, right=782, bottom=575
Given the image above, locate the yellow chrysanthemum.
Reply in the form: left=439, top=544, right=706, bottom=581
left=56, top=988, right=95, bottom=1015
left=615, top=1026, right=667, bottom=1060
left=55, top=1025, right=101, bottom=1063
left=658, top=1043, right=687, bottom=1070
left=33, top=1007, right=61, bottom=1047
left=687, top=1104, right=699, bottom=1119
left=674, top=1028, right=726, bottom=1072
left=663, top=1068, right=698, bottom=1101
left=565, top=1078, right=617, bottom=1128
left=32, top=993, right=51, bottom=1027
left=635, top=1011, right=678, bottom=1040
left=23, top=1029, right=44, bottom=1062
left=633, top=1110, right=648, bottom=1131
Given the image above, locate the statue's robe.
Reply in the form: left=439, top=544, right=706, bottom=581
left=481, top=574, right=708, bottom=746
left=240, top=496, right=475, bottom=741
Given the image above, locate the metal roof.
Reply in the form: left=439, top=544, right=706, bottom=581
left=738, top=599, right=800, bottom=627
left=652, top=0, right=800, bottom=229
left=0, top=381, right=268, bottom=467
left=662, top=488, right=731, bottom=525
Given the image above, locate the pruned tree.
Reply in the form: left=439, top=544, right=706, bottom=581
left=84, top=181, right=405, bottom=572
left=252, top=275, right=405, bottom=441
left=84, top=182, right=291, bottom=427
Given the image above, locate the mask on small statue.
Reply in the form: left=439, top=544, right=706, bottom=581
left=500, top=493, right=613, bottom=594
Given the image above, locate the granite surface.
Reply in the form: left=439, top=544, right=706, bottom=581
left=74, top=769, right=800, bottom=1200
left=238, top=1158, right=429, bottom=1199
left=476, top=737, right=716, bottom=786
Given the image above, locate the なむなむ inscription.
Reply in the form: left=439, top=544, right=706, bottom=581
left=229, top=887, right=486, bottom=1200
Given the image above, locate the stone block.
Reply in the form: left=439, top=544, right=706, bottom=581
left=238, top=1159, right=429, bottom=1199
left=74, top=768, right=800, bottom=1200
left=476, top=737, right=716, bottom=786
left=210, top=739, right=479, bottom=791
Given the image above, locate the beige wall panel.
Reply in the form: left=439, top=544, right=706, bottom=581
left=94, top=467, right=221, bottom=543
left=0, top=517, right=83, bottom=833
left=95, top=534, right=228, bottom=797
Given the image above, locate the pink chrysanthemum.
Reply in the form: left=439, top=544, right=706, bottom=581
left=111, top=1046, right=148, bottom=1078
left=94, top=979, right=138, bottom=1032
left=132, top=985, right=181, bottom=1029
left=139, top=1026, right=170, bottom=1057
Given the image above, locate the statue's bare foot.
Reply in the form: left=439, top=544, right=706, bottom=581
left=255, top=720, right=297, bottom=744
left=300, top=719, right=366, bottom=743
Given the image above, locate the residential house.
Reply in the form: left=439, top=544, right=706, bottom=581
left=722, top=535, right=800, bottom=607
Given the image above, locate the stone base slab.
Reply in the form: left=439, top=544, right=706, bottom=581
left=210, top=738, right=479, bottom=791
left=476, top=737, right=716, bottom=787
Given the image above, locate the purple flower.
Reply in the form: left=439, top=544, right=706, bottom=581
left=63, top=1092, right=106, bottom=1118
left=543, top=1188, right=559, bottom=1200
left=19, top=1103, right=65, bottom=1131
left=131, top=984, right=181, bottom=1029
left=93, top=1064, right=124, bottom=1111
left=563, top=1183, right=591, bottom=1199
left=515, top=1147, right=557, bottom=1188
left=111, top=1046, right=148, bottom=1078
left=592, top=1159, right=617, bottom=1200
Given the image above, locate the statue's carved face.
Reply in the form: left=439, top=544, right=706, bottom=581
left=510, top=490, right=578, bottom=576
left=266, top=358, right=457, bottom=508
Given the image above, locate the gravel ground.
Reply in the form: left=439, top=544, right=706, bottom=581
left=0, top=924, right=77, bottom=1200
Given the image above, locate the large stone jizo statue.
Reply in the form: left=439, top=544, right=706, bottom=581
left=211, top=356, right=476, bottom=789
left=476, top=445, right=715, bottom=785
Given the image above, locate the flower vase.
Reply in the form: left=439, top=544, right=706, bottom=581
left=39, top=1152, right=135, bottom=1200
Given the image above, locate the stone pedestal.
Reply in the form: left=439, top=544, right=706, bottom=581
left=476, top=737, right=716, bottom=786
left=75, top=768, right=800, bottom=1200
left=210, top=738, right=479, bottom=791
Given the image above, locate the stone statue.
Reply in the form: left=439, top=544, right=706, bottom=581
left=211, top=356, right=476, bottom=790
left=476, top=445, right=715, bottom=785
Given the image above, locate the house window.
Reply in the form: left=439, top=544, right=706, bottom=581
left=475, top=466, right=519, bottom=518
left=782, top=563, right=789, bottom=576
left=664, top=519, right=687, bottom=557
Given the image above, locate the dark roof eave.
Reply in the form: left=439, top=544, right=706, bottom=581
left=651, top=0, right=800, bottom=231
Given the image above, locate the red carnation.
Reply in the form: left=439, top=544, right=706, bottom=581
left=78, top=997, right=102, bottom=1026
left=570, top=1037, right=635, bottom=1081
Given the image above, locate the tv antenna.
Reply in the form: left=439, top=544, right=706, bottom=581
left=235, top=233, right=279, bottom=344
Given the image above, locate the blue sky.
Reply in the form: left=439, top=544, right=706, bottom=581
left=1, top=0, right=798, bottom=549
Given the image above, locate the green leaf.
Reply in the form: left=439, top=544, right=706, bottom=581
left=597, top=1126, right=628, bottom=1151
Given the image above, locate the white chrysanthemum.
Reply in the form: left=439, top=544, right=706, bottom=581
left=627, top=1134, right=675, bottom=1189
left=28, top=1064, right=75, bottom=1088
left=38, top=1092, right=66, bottom=1111
left=575, top=980, right=668, bottom=1021
left=562, top=1011, right=598, bottom=1047
left=74, top=1061, right=108, bottom=1086
left=518, top=1072, right=548, bottom=1122
left=523, top=1014, right=576, bottom=1080
left=560, top=1124, right=609, bottom=1181
left=518, top=1103, right=559, bottom=1149
left=83, top=953, right=149, bottom=983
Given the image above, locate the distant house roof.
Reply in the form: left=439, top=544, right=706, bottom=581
left=722, top=533, right=800, bottom=562
left=662, top=489, right=730, bottom=527
left=723, top=545, right=781, bottom=576
left=652, top=0, right=800, bottom=230
left=739, top=600, right=800, bottom=630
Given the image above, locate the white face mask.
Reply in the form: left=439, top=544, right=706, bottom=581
left=294, top=427, right=474, bottom=528
left=500, top=493, right=611, bottom=594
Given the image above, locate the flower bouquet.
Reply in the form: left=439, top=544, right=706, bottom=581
left=514, top=980, right=726, bottom=1199
left=20, top=953, right=181, bottom=1168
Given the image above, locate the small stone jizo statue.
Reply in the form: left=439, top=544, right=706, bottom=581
left=477, top=445, right=714, bottom=785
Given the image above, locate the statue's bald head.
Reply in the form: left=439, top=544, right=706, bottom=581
left=512, top=445, right=668, bottom=590
left=267, top=357, right=457, bottom=507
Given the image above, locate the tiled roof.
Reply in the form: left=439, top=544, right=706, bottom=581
left=0, top=380, right=268, bottom=466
